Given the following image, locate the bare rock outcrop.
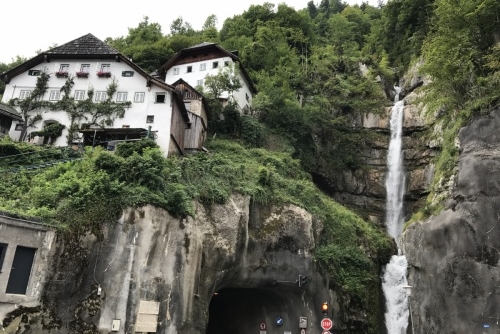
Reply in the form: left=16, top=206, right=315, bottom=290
left=2, top=196, right=375, bottom=334
left=402, top=108, right=500, bottom=333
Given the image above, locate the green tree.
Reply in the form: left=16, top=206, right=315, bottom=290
left=8, top=71, right=51, bottom=141
left=421, top=0, right=500, bottom=112
left=106, top=17, right=171, bottom=72
left=204, top=64, right=242, bottom=100
left=170, top=17, right=195, bottom=35
left=0, top=56, right=27, bottom=99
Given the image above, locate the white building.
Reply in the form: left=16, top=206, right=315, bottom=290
left=157, top=42, right=256, bottom=112
left=0, top=34, right=193, bottom=156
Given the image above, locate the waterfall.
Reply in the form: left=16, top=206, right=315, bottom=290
left=382, top=88, right=409, bottom=334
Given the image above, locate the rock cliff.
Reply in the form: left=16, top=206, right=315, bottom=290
left=1, top=195, right=387, bottom=334
left=402, top=108, right=500, bottom=333
left=314, top=81, right=437, bottom=225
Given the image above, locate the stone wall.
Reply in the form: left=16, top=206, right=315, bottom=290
left=0, top=215, right=55, bottom=326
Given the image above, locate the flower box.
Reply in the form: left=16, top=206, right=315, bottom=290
left=76, top=71, right=89, bottom=78
left=96, top=71, right=111, bottom=78
left=55, top=71, right=69, bottom=78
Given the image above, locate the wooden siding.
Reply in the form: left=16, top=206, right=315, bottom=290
left=173, top=50, right=228, bottom=66
left=169, top=99, right=187, bottom=155
left=184, top=113, right=206, bottom=150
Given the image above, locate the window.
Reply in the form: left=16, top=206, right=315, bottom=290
left=74, top=90, right=86, bottom=100
left=95, top=91, right=107, bottom=101
left=122, top=71, right=134, bottom=77
left=246, top=93, right=250, bottom=102
left=224, top=61, right=230, bottom=66
left=146, top=115, right=154, bottom=123
left=186, top=66, right=193, bottom=73
left=196, top=79, right=204, bottom=87
left=212, top=61, right=219, bottom=69
left=116, top=92, right=128, bottom=102
left=59, top=64, right=69, bottom=72
left=80, top=64, right=90, bottom=73
left=100, top=64, right=110, bottom=71
left=0, top=243, right=7, bottom=272
left=200, top=63, right=206, bottom=71
left=156, top=93, right=166, bottom=103
left=184, top=102, right=191, bottom=111
left=49, top=90, right=60, bottom=101
left=5, top=246, right=36, bottom=295
left=19, top=90, right=31, bottom=100
left=15, top=123, right=23, bottom=131
left=134, top=92, right=145, bottom=103
left=28, top=70, right=40, bottom=76
left=173, top=68, right=180, bottom=75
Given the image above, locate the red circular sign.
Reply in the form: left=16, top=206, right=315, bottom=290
left=321, top=318, right=333, bottom=330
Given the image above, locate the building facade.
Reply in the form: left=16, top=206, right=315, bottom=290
left=1, top=34, right=192, bottom=156
left=158, top=42, right=256, bottom=112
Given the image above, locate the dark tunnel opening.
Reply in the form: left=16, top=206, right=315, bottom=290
left=206, top=287, right=312, bottom=334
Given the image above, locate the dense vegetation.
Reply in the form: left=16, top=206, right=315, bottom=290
left=2, top=0, right=500, bottom=331
left=0, top=137, right=393, bottom=331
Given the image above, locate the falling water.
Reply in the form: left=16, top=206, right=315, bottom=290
left=382, top=87, right=409, bottom=334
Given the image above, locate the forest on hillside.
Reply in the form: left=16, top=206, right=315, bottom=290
left=2, top=0, right=500, bottom=178
left=1, top=2, right=499, bottom=330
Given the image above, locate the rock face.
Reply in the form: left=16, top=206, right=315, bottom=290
left=1, top=195, right=367, bottom=334
left=402, top=108, right=500, bottom=333
left=317, top=87, right=437, bottom=225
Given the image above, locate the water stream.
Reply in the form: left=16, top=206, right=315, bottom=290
left=382, top=88, right=409, bottom=334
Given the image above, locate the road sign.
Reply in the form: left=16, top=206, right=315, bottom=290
left=300, top=329, right=306, bottom=334
left=321, top=318, right=333, bottom=331
left=299, top=316, right=307, bottom=329
left=260, top=323, right=266, bottom=330
left=322, top=331, right=330, bottom=334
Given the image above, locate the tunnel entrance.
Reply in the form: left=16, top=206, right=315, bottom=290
left=206, top=287, right=313, bottom=334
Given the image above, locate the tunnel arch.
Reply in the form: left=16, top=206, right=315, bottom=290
left=206, top=286, right=318, bottom=334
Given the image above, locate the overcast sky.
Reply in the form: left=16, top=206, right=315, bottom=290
left=1, top=0, right=381, bottom=64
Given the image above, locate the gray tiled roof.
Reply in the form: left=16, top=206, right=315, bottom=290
left=0, top=103, right=22, bottom=121
left=46, top=33, right=120, bottom=55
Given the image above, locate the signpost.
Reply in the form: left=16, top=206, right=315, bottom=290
left=299, top=316, right=307, bottom=329
left=320, top=318, right=333, bottom=331
left=259, top=322, right=267, bottom=334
